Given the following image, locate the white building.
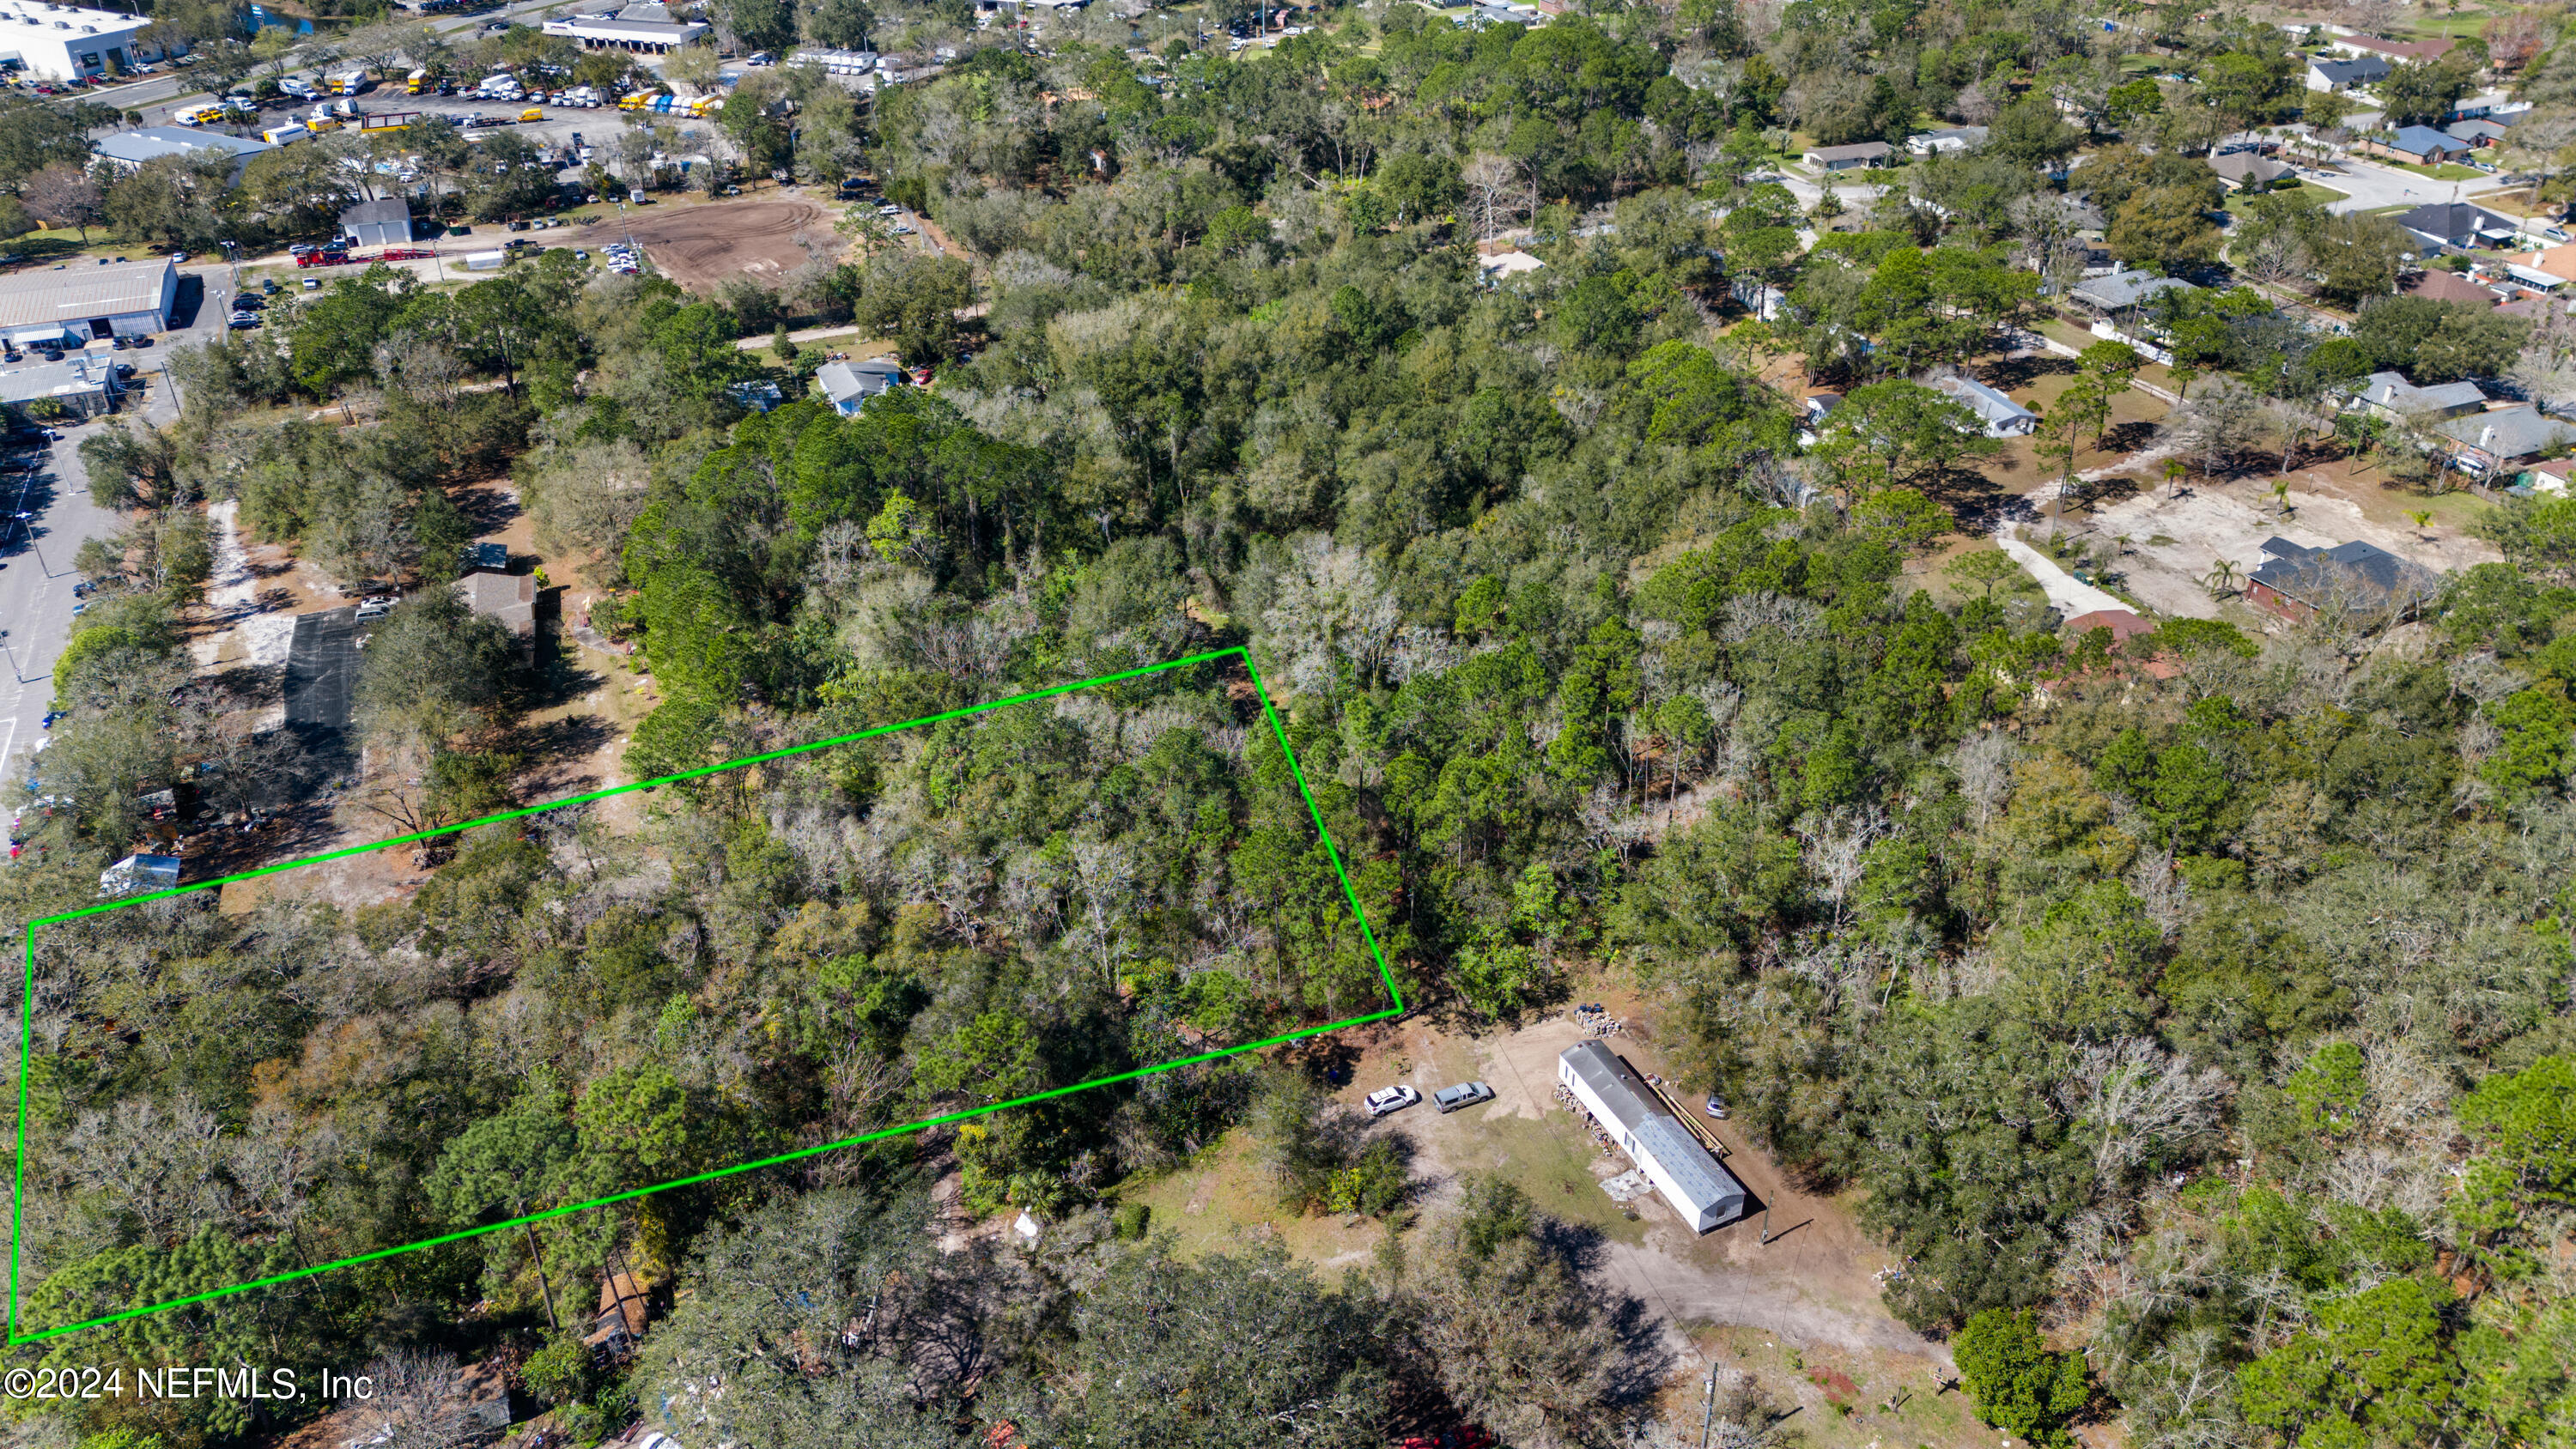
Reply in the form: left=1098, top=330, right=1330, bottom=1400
left=540, top=3, right=710, bottom=52
left=1926, top=373, right=2039, bottom=438
left=0, top=258, right=177, bottom=342
left=1558, top=1041, right=1747, bottom=1233
left=0, top=2, right=148, bottom=83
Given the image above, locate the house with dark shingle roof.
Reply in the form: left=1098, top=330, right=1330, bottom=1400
left=2305, top=55, right=2389, bottom=92
left=2248, top=538, right=2439, bottom=622
left=2401, top=270, right=2500, bottom=307
left=2208, top=152, right=2293, bottom=190
left=2391, top=201, right=2521, bottom=253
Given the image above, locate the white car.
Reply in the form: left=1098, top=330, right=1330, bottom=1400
left=1364, top=1086, right=1420, bottom=1119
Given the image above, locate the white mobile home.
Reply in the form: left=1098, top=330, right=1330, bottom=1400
left=1558, top=1041, right=1747, bottom=1232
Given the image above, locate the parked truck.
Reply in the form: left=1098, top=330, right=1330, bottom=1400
left=406, top=67, right=430, bottom=94
left=328, top=69, right=370, bottom=94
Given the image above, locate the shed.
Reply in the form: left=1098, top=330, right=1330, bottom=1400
left=340, top=196, right=411, bottom=249
left=99, top=853, right=180, bottom=897
left=1558, top=1041, right=1746, bottom=1233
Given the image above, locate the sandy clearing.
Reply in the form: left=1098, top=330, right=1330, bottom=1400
left=624, top=197, right=836, bottom=291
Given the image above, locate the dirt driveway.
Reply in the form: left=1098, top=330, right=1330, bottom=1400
left=1326, top=1006, right=1953, bottom=1373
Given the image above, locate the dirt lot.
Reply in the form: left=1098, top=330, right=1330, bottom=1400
left=623, top=196, right=837, bottom=291
left=2046, top=467, right=2500, bottom=621
left=1117, top=972, right=1983, bottom=1446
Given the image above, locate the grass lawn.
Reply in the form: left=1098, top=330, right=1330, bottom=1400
left=1, top=228, right=162, bottom=268
left=2226, top=183, right=2345, bottom=220
left=2389, top=161, right=2487, bottom=181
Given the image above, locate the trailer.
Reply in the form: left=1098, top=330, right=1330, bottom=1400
left=358, top=110, right=421, bottom=131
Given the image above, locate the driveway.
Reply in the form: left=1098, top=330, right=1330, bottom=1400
left=282, top=607, right=363, bottom=781
left=2317, top=155, right=2515, bottom=215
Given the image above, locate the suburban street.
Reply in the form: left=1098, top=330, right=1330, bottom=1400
left=2316, top=155, right=2521, bottom=216
left=0, top=264, right=234, bottom=792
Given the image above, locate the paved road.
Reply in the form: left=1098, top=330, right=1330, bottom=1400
left=0, top=270, right=233, bottom=788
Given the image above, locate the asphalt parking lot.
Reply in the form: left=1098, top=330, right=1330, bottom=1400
left=283, top=606, right=363, bottom=778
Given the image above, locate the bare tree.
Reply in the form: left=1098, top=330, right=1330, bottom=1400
left=1461, top=153, right=1535, bottom=240
left=20, top=164, right=102, bottom=240
left=341, top=1349, right=477, bottom=1449
left=2166, top=379, right=2269, bottom=481
left=2063, top=1038, right=2229, bottom=1188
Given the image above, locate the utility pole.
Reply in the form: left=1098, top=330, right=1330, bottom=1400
left=1699, top=1361, right=1719, bottom=1449
left=0, top=629, right=21, bottom=685
left=1758, top=1203, right=1771, bottom=1246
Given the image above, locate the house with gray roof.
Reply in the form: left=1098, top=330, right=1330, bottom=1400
left=815, top=356, right=908, bottom=415
left=1807, top=140, right=1890, bottom=173
left=2208, top=152, right=2293, bottom=190
left=2434, top=404, right=2576, bottom=481
left=2344, top=370, right=2488, bottom=421
left=2069, top=268, right=2199, bottom=312
left=1906, top=125, right=1987, bottom=155
left=1926, top=373, right=2039, bottom=437
left=1558, top=1041, right=1745, bottom=1232
left=2366, top=125, right=2472, bottom=166
left=2306, top=54, right=2390, bottom=92
left=2249, top=537, right=2439, bottom=622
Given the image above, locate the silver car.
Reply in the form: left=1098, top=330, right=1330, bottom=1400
left=1432, top=1081, right=1494, bottom=1113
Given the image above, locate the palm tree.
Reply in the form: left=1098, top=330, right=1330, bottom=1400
left=2162, top=458, right=2188, bottom=496
left=2269, top=478, right=2293, bottom=515
left=2405, top=508, right=2434, bottom=537
left=2204, top=558, right=2241, bottom=599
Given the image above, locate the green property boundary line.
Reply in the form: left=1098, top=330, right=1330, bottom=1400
left=8, top=645, right=1404, bottom=1345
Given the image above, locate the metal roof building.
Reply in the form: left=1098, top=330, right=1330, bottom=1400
left=1558, top=1041, right=1747, bottom=1232
left=340, top=197, right=412, bottom=249
left=539, top=4, right=710, bottom=52
left=0, top=353, right=119, bottom=417
left=0, top=258, right=176, bottom=341
left=92, top=125, right=273, bottom=178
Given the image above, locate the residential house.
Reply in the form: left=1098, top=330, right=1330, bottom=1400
left=1926, top=373, right=2039, bottom=438
left=2390, top=200, right=2520, bottom=252
left=2305, top=55, right=2390, bottom=92
left=2400, top=269, right=2500, bottom=307
left=2528, top=456, right=2573, bottom=495
left=2208, top=152, right=2293, bottom=190
left=1728, top=274, right=1787, bottom=319
left=1906, top=124, right=1988, bottom=155
left=1476, top=249, right=1546, bottom=285
left=2434, top=404, right=2576, bottom=482
left=2248, top=537, right=2439, bottom=621
left=1807, top=141, right=1890, bottom=173
left=2445, top=118, right=2517, bottom=148
left=2344, top=370, right=2488, bottom=421
left=454, top=570, right=538, bottom=658
left=2502, top=263, right=2571, bottom=297
left=1558, top=1042, right=1746, bottom=1232
left=2327, top=32, right=2453, bottom=64
left=2503, top=241, right=2576, bottom=284
left=2363, top=126, right=2472, bottom=167
left=815, top=356, right=908, bottom=415
left=2069, top=268, right=2199, bottom=313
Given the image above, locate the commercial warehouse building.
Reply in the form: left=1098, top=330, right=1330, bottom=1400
left=0, top=2, right=148, bottom=83
left=93, top=126, right=274, bottom=179
left=1558, top=1041, right=1747, bottom=1233
left=0, top=258, right=178, bottom=343
left=0, top=353, right=122, bottom=419
left=539, top=2, right=710, bottom=52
